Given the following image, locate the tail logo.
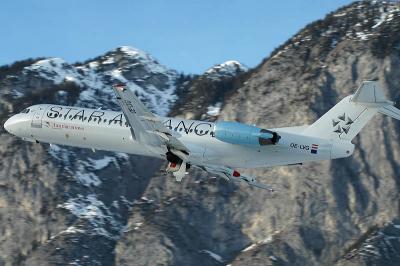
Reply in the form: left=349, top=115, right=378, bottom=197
left=332, top=113, right=353, bottom=134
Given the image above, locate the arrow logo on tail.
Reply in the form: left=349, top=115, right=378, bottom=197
left=332, top=113, right=353, bottom=135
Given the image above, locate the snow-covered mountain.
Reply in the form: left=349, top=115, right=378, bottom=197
left=2, top=1, right=400, bottom=265
left=205, top=60, right=248, bottom=80
left=339, top=219, right=400, bottom=265
left=21, top=46, right=179, bottom=115
left=0, top=45, right=247, bottom=265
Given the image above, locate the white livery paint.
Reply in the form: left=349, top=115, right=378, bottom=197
left=4, top=81, right=400, bottom=190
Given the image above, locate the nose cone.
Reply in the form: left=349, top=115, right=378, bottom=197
left=4, top=117, right=16, bottom=134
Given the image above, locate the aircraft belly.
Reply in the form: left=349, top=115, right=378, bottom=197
left=202, top=139, right=257, bottom=168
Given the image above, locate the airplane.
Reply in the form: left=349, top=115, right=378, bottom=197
left=3, top=81, right=400, bottom=191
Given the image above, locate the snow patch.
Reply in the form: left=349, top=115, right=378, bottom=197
left=199, top=250, right=224, bottom=263
left=115, top=152, right=129, bottom=160
left=134, top=222, right=143, bottom=230
left=119, top=46, right=172, bottom=74
left=57, top=90, right=67, bottom=96
left=24, top=58, right=84, bottom=86
left=206, top=102, right=222, bottom=116
left=60, top=194, right=106, bottom=220
left=242, top=243, right=258, bottom=252
left=241, top=232, right=279, bottom=253
left=88, top=156, right=115, bottom=170
left=334, top=12, right=348, bottom=17
left=102, top=57, right=115, bottom=65
left=75, top=171, right=101, bottom=187
left=205, top=60, right=247, bottom=80
left=355, top=31, right=373, bottom=41
left=58, top=194, right=122, bottom=239
left=269, top=255, right=278, bottom=261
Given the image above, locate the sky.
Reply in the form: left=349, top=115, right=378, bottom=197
left=0, top=0, right=354, bottom=74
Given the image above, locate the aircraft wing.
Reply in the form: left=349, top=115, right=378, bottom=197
left=112, top=84, right=189, bottom=154
left=196, top=164, right=274, bottom=191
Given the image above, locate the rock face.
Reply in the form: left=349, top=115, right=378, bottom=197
left=0, top=47, right=188, bottom=266
left=115, top=1, right=400, bottom=266
left=1, top=1, right=400, bottom=266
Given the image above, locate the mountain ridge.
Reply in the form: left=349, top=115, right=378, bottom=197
left=1, top=1, right=400, bottom=265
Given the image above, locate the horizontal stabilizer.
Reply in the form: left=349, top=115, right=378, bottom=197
left=200, top=165, right=274, bottom=191
left=245, top=180, right=275, bottom=191
left=379, top=104, right=400, bottom=121
left=352, top=80, right=392, bottom=104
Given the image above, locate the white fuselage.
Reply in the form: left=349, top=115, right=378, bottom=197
left=4, top=104, right=354, bottom=168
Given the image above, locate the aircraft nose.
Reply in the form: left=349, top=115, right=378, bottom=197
left=4, top=117, right=16, bottom=134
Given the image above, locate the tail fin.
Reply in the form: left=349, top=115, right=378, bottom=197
left=302, top=81, right=400, bottom=141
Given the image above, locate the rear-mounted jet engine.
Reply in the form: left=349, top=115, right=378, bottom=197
left=214, top=121, right=280, bottom=146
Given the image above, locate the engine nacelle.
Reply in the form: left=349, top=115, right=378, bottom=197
left=214, top=121, right=280, bottom=146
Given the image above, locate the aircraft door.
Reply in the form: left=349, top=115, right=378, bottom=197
left=31, top=107, right=45, bottom=128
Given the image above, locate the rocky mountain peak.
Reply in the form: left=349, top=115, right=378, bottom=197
left=204, top=60, right=248, bottom=80
left=12, top=46, right=180, bottom=115
left=94, top=46, right=177, bottom=78
left=24, top=57, right=81, bottom=85
left=270, top=1, right=400, bottom=62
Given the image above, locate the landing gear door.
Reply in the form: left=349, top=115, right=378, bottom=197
left=31, top=107, right=45, bottom=128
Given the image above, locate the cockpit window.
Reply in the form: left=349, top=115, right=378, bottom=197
left=19, top=108, right=30, bottom=114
